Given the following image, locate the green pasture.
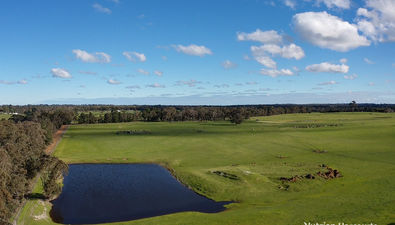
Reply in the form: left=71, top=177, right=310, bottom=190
left=21, top=112, right=395, bottom=224
left=0, top=114, right=11, bottom=119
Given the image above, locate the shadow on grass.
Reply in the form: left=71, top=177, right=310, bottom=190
left=25, top=193, right=45, bottom=200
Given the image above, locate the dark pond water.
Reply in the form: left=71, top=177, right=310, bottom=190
left=50, top=164, right=232, bottom=224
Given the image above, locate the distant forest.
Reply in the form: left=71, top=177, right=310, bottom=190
left=1, top=103, right=394, bottom=125
left=0, top=103, right=394, bottom=223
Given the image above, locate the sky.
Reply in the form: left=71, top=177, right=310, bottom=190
left=1, top=0, right=395, bottom=105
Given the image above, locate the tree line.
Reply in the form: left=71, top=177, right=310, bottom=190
left=0, top=108, right=73, bottom=223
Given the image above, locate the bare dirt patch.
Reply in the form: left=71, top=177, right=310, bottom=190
left=45, top=125, right=69, bottom=154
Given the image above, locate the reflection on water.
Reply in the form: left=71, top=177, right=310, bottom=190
left=50, top=164, right=232, bottom=224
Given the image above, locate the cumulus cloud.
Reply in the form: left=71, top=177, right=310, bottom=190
left=78, top=71, right=98, bottom=75
left=17, top=79, right=27, bottom=84
left=293, top=11, right=371, bottom=52
left=73, top=49, right=111, bottom=63
left=340, top=58, right=348, bottom=64
left=318, top=80, right=340, bottom=85
left=221, top=60, right=238, bottom=70
left=368, top=82, right=376, bottom=86
left=136, top=69, right=149, bottom=75
left=293, top=66, right=301, bottom=72
left=51, top=68, right=72, bottom=78
left=154, top=70, right=163, bottom=76
left=93, top=3, right=111, bottom=14
left=357, top=0, right=395, bottom=42
left=107, top=79, right=122, bottom=84
left=316, top=0, right=351, bottom=9
left=255, top=56, right=277, bottom=69
left=126, top=85, right=141, bottom=89
left=147, top=83, right=165, bottom=88
left=344, top=74, right=358, bottom=79
left=364, top=58, right=375, bottom=64
left=171, top=44, right=212, bottom=57
left=251, top=44, right=305, bottom=60
left=259, top=69, right=294, bottom=77
left=176, top=79, right=201, bottom=87
left=284, top=0, right=296, bottom=9
left=305, top=62, right=349, bottom=73
left=123, top=51, right=147, bottom=62
left=237, top=29, right=283, bottom=44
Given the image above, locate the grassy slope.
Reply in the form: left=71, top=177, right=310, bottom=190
left=25, top=113, right=395, bottom=224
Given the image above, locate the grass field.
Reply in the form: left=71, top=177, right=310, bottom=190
left=20, top=112, right=395, bottom=224
left=0, top=114, right=11, bottom=119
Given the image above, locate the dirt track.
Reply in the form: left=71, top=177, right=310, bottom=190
left=45, top=125, right=69, bottom=155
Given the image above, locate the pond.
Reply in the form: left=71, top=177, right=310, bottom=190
left=50, top=164, right=232, bottom=224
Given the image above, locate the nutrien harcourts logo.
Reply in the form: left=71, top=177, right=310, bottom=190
left=303, top=223, right=377, bottom=225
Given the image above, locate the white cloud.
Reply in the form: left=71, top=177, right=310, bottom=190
left=107, top=79, right=122, bottom=84
left=293, top=11, right=371, bottom=52
left=171, top=44, right=212, bottom=57
left=284, top=0, right=296, bottom=9
left=161, top=56, right=167, bottom=60
left=126, top=85, right=141, bottom=89
left=293, top=66, right=301, bottom=72
left=51, top=68, right=72, bottom=78
left=147, top=83, right=165, bottom=88
left=0, top=80, right=12, bottom=84
left=305, top=62, right=349, bottom=73
left=243, top=55, right=251, bottom=60
left=316, top=0, right=351, bottom=9
left=237, top=29, right=283, bottom=44
left=17, top=79, right=27, bottom=84
left=123, top=51, right=147, bottom=62
left=357, top=0, right=395, bottom=42
left=251, top=44, right=305, bottom=60
left=221, top=60, right=238, bottom=70
left=176, top=79, right=201, bottom=87
left=246, top=82, right=258, bottom=85
left=344, top=74, right=358, bottom=79
left=78, top=71, right=98, bottom=75
left=318, top=80, right=340, bottom=85
left=259, top=69, right=294, bottom=77
left=93, top=3, right=112, bottom=14
left=364, top=58, right=375, bottom=64
left=154, top=70, right=163, bottom=76
left=340, top=58, right=348, bottom=64
left=109, top=0, right=119, bottom=4
left=255, top=56, right=277, bottom=69
left=368, top=82, right=376, bottom=86
left=136, top=69, right=150, bottom=75
left=73, top=49, right=111, bottom=63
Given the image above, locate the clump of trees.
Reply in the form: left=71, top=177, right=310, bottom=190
left=0, top=109, right=71, bottom=223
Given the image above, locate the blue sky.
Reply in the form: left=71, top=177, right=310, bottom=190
left=1, top=0, right=395, bottom=105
